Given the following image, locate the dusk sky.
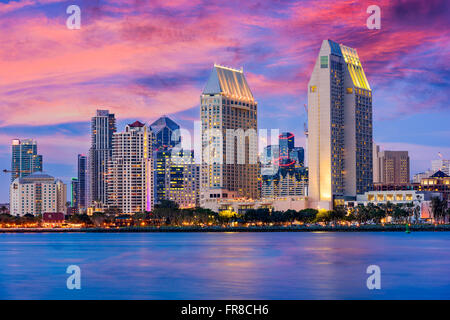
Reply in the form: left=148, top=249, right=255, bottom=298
left=0, top=0, right=449, bottom=202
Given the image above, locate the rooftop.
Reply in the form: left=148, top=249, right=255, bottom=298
left=202, top=64, right=254, bottom=101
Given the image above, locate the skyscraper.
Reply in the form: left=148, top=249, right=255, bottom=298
left=374, top=150, right=410, bottom=184
left=431, top=159, right=450, bottom=176
left=308, top=40, right=373, bottom=209
left=150, top=116, right=180, bottom=150
left=11, top=139, right=43, bottom=182
left=200, top=64, right=258, bottom=201
left=279, top=132, right=295, bottom=166
left=89, top=110, right=116, bottom=207
left=77, top=154, right=87, bottom=210
left=107, top=121, right=154, bottom=214
left=71, top=177, right=78, bottom=208
left=154, top=149, right=199, bottom=208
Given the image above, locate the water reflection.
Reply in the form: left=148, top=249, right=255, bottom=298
left=0, top=232, right=449, bottom=299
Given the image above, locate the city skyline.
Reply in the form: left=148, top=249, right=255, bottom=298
left=1, top=0, right=449, bottom=202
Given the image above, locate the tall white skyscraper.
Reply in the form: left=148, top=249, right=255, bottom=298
left=308, top=40, right=373, bottom=209
left=200, top=64, right=258, bottom=202
left=107, top=121, right=154, bottom=214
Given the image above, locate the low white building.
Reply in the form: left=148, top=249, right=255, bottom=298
left=200, top=188, right=308, bottom=214
left=351, top=190, right=442, bottom=222
left=10, top=172, right=67, bottom=216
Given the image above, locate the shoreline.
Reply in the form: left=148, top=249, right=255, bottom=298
left=1, top=224, right=450, bottom=233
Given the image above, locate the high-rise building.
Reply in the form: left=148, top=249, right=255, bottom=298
left=107, top=121, right=154, bottom=214
left=200, top=64, right=258, bottom=202
left=279, top=132, right=295, bottom=166
left=10, top=172, right=67, bottom=216
left=374, top=150, right=410, bottom=184
left=11, top=139, right=43, bottom=182
left=150, top=116, right=180, bottom=150
left=432, top=159, right=450, bottom=176
left=77, top=154, right=87, bottom=210
left=308, top=40, right=373, bottom=209
left=89, top=110, right=116, bottom=207
left=290, top=147, right=305, bottom=168
left=373, top=144, right=380, bottom=183
left=261, top=168, right=308, bottom=198
left=71, top=177, right=78, bottom=208
left=154, top=149, right=199, bottom=208
left=261, top=132, right=307, bottom=198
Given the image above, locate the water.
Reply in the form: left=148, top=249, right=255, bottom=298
left=0, top=232, right=449, bottom=299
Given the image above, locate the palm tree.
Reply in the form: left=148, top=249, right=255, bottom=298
left=431, top=197, right=446, bottom=224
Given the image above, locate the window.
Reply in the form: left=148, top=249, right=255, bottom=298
left=320, top=56, right=328, bottom=68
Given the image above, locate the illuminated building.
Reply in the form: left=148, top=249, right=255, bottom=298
left=71, top=177, right=78, bottom=208
left=261, top=133, right=307, bottom=198
left=373, top=149, right=410, bottom=184
left=308, top=40, right=373, bottom=209
left=154, top=149, right=199, bottom=208
left=77, top=154, right=87, bottom=210
left=11, top=139, right=43, bottom=182
left=107, top=121, right=154, bottom=214
left=261, top=168, right=308, bottom=198
left=150, top=115, right=180, bottom=150
left=200, top=64, right=258, bottom=201
left=279, top=132, right=295, bottom=166
left=89, top=110, right=116, bottom=207
left=432, top=159, right=450, bottom=176
left=10, top=172, right=67, bottom=216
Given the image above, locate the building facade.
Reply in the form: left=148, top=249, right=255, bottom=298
left=107, top=121, right=154, bottom=214
left=89, top=110, right=116, bottom=207
left=10, top=172, right=67, bottom=216
left=200, top=64, right=258, bottom=201
left=374, top=149, right=410, bottom=184
left=77, top=154, right=87, bottom=210
left=308, top=40, right=373, bottom=209
left=11, top=139, right=43, bottom=182
left=150, top=116, right=180, bottom=151
left=71, top=177, right=78, bottom=208
left=432, top=159, right=450, bottom=176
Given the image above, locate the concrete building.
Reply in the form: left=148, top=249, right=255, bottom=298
left=308, top=40, right=373, bottom=209
left=164, top=150, right=199, bottom=208
left=107, top=121, right=154, bottom=214
left=11, top=139, right=43, bottom=182
left=89, top=110, right=116, bottom=207
left=353, top=190, right=442, bottom=222
left=374, top=150, right=410, bottom=184
left=10, top=172, right=67, bottom=216
left=200, top=64, right=258, bottom=201
left=432, top=159, right=450, bottom=176
left=262, top=168, right=308, bottom=198
left=201, top=189, right=308, bottom=215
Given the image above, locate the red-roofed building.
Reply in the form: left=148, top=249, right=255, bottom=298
left=42, top=212, right=65, bottom=227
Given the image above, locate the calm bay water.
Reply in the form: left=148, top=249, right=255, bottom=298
left=0, top=232, right=449, bottom=300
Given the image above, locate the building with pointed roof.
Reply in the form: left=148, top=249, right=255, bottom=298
left=200, top=64, right=259, bottom=203
left=308, top=40, right=373, bottom=209
left=150, top=116, right=180, bottom=150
